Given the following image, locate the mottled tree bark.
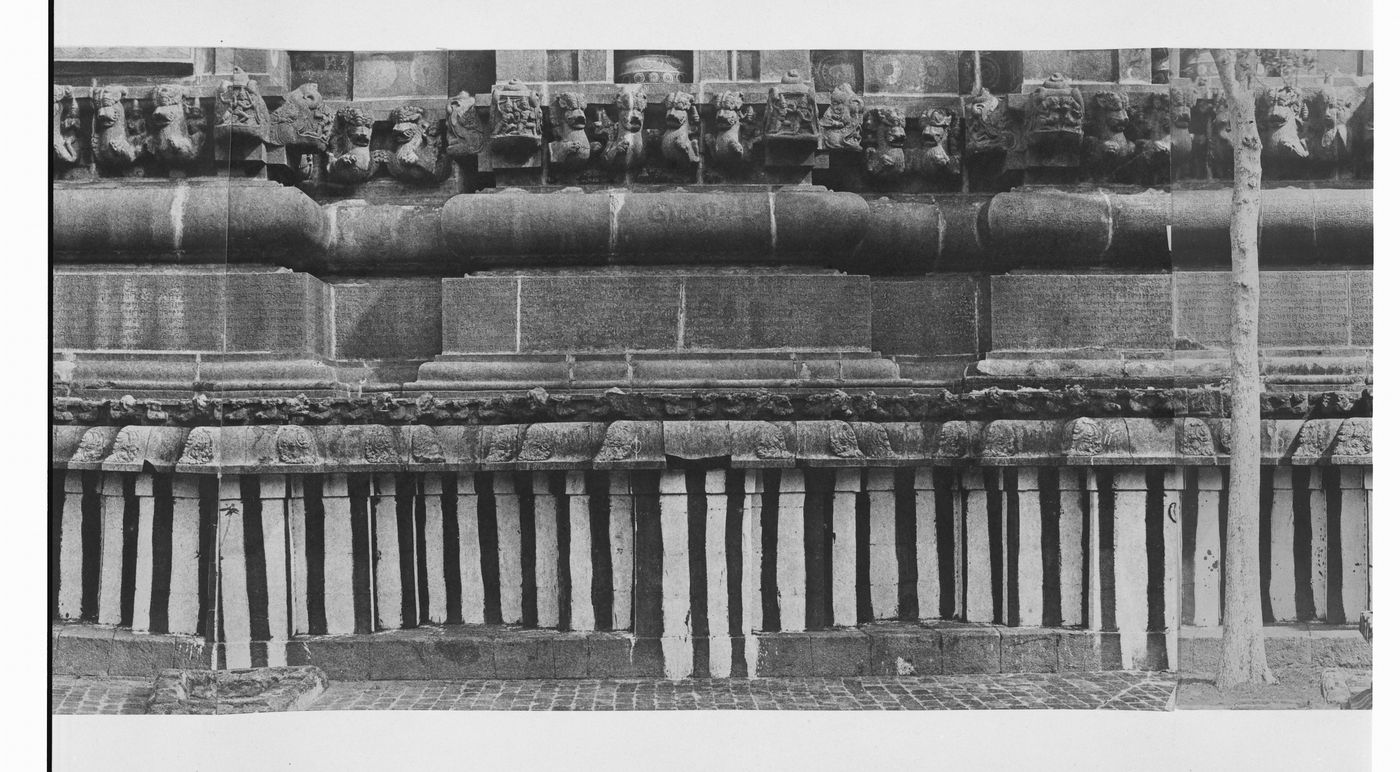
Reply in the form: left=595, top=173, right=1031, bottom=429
left=1211, top=48, right=1275, bottom=688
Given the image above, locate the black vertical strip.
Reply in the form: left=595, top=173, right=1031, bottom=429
left=1291, top=466, right=1317, bottom=621
left=1181, top=468, right=1198, bottom=627
left=148, top=474, right=174, bottom=634
left=1004, top=469, right=1020, bottom=627
left=240, top=477, right=271, bottom=642
left=1146, top=469, right=1166, bottom=631
left=119, top=475, right=139, bottom=627
left=195, top=476, right=216, bottom=639
left=395, top=475, right=418, bottom=628
left=894, top=468, right=919, bottom=621
left=985, top=469, right=1003, bottom=625
left=1258, top=472, right=1275, bottom=623
left=413, top=476, right=430, bottom=624
left=516, top=474, right=538, bottom=628
left=79, top=471, right=103, bottom=622
left=303, top=476, right=327, bottom=636
left=1039, top=467, right=1061, bottom=628
left=1079, top=470, right=1091, bottom=628
left=349, top=475, right=374, bottom=634
left=960, top=479, right=970, bottom=621
left=476, top=473, right=502, bottom=625
left=687, top=469, right=709, bottom=677
left=855, top=471, right=873, bottom=624
left=725, top=469, right=747, bottom=675
left=49, top=472, right=65, bottom=620
left=759, top=469, right=782, bottom=631
left=631, top=472, right=664, bottom=638
left=1323, top=467, right=1345, bottom=623
left=554, top=474, right=572, bottom=632
left=1097, top=470, right=1116, bottom=631
left=804, top=468, right=833, bottom=629
left=586, top=472, right=613, bottom=630
left=442, top=473, right=463, bottom=625
left=934, top=469, right=957, bottom=619
left=820, top=471, right=835, bottom=628
left=1218, top=469, right=1230, bottom=617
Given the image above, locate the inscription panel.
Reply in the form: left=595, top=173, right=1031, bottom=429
left=992, top=274, right=1172, bottom=350
left=1174, top=271, right=1352, bottom=348
left=334, top=279, right=443, bottom=359
left=1350, top=272, right=1372, bottom=346
left=871, top=276, right=980, bottom=356
left=519, top=277, right=680, bottom=352
left=683, top=275, right=870, bottom=350
left=441, top=278, right=519, bottom=353
left=53, top=272, right=224, bottom=351
left=225, top=274, right=331, bottom=354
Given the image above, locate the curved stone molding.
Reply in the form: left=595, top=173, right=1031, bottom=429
left=480, top=424, right=526, bottom=467
left=70, top=426, right=121, bottom=470
left=594, top=421, right=664, bottom=469
left=275, top=425, right=318, bottom=465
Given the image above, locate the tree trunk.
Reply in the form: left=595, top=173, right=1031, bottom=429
left=1211, top=48, right=1275, bottom=688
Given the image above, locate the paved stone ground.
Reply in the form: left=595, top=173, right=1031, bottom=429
left=53, top=672, right=1175, bottom=713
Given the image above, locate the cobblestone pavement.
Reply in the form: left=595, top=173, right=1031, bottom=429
left=53, top=672, right=1175, bottom=713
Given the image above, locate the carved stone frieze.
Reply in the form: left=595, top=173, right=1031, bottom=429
left=147, top=83, right=205, bottom=168
left=270, top=83, right=330, bottom=152
left=862, top=106, right=906, bottom=180
left=706, top=91, right=757, bottom=172
left=914, top=107, right=960, bottom=182
left=597, top=85, right=648, bottom=172
left=828, top=422, right=863, bottom=458
left=1025, top=73, right=1084, bottom=169
left=215, top=67, right=271, bottom=144
left=1177, top=417, right=1216, bottom=456
left=659, top=91, right=701, bottom=168
left=489, top=80, right=543, bottom=161
left=108, top=427, right=143, bottom=464
left=325, top=107, right=378, bottom=185
left=935, top=421, right=971, bottom=457
left=818, top=82, right=864, bottom=152
left=384, top=104, right=449, bottom=184
left=1311, top=87, right=1355, bottom=179
left=445, top=91, right=486, bottom=157
left=1084, top=90, right=1134, bottom=181
left=409, top=425, right=446, bottom=463
left=1332, top=418, right=1372, bottom=456
left=90, top=85, right=145, bottom=173
left=275, top=425, right=315, bottom=464
left=1261, top=85, right=1310, bottom=178
left=596, top=422, right=641, bottom=462
left=52, top=86, right=82, bottom=166
left=362, top=424, right=399, bottom=464
left=763, top=69, right=818, bottom=166
left=1352, top=83, right=1373, bottom=179
left=180, top=427, right=217, bottom=465
left=963, top=87, right=1012, bottom=189
left=1063, top=417, right=1105, bottom=456
left=549, top=91, right=594, bottom=171
left=753, top=423, right=790, bottom=459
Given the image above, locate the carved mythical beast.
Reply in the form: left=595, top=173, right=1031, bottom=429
left=914, top=107, right=960, bottom=181
left=597, top=85, right=648, bottom=172
left=819, top=83, right=864, bottom=151
left=385, top=104, right=448, bottom=184
left=862, top=106, right=907, bottom=180
left=706, top=91, right=756, bottom=171
left=146, top=83, right=205, bottom=168
left=52, top=86, right=82, bottom=167
left=1261, top=85, right=1310, bottom=178
left=660, top=91, right=700, bottom=167
left=549, top=91, right=593, bottom=171
left=325, top=106, right=378, bottom=185
left=1026, top=73, right=1084, bottom=167
left=90, top=85, right=145, bottom=173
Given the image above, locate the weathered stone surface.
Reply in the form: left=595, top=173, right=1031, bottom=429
left=867, top=625, right=942, bottom=676
left=999, top=628, right=1059, bottom=673
left=756, top=632, right=812, bottom=676
left=808, top=629, right=873, bottom=676
left=332, top=278, right=443, bottom=359
left=991, top=274, right=1172, bottom=350
left=939, top=627, right=1000, bottom=674
left=1172, top=188, right=1372, bottom=266
left=1022, top=49, right=1116, bottom=82
left=863, top=50, right=960, bottom=94
left=146, top=666, right=328, bottom=714
left=1350, top=272, right=1373, bottom=345
left=871, top=276, right=980, bottom=356
left=986, top=190, right=1169, bottom=267
left=439, top=278, right=519, bottom=354
left=1174, top=271, right=1356, bottom=348
left=683, top=275, right=870, bottom=350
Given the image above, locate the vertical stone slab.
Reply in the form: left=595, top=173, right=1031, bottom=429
left=742, top=471, right=760, bottom=677
left=609, top=473, right=634, bottom=631
left=1162, top=470, right=1183, bottom=670
left=217, top=477, right=252, bottom=670
left=130, top=475, right=156, bottom=632
left=565, top=472, right=595, bottom=632
left=1309, top=468, right=1328, bottom=621
left=831, top=469, right=861, bottom=627
left=533, top=472, right=560, bottom=630
left=914, top=468, right=940, bottom=621
left=97, top=475, right=126, bottom=626
left=494, top=474, right=524, bottom=625
left=658, top=471, right=693, bottom=679
left=372, top=474, right=402, bottom=631
left=322, top=474, right=357, bottom=636
left=1016, top=468, right=1043, bottom=627
left=777, top=469, right=808, bottom=631
left=259, top=475, right=289, bottom=666
left=1192, top=468, right=1224, bottom=627
left=704, top=470, right=731, bottom=677
left=166, top=475, right=202, bottom=636
left=422, top=475, right=448, bottom=625
left=1364, top=469, right=1373, bottom=611
left=57, top=472, right=86, bottom=621
left=288, top=476, right=309, bottom=636
left=963, top=469, right=994, bottom=623
left=1338, top=468, right=1369, bottom=623
left=867, top=469, right=899, bottom=620
left=1268, top=467, right=1297, bottom=622
left=1086, top=471, right=1102, bottom=631
left=1113, top=470, right=1149, bottom=669
left=1058, top=469, right=1085, bottom=626
left=456, top=475, right=485, bottom=625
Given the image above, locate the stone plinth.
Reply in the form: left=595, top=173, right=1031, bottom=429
left=990, top=274, right=1173, bottom=351
left=1174, top=270, right=1371, bottom=349
left=870, top=276, right=981, bottom=356
left=331, top=278, right=443, bottom=360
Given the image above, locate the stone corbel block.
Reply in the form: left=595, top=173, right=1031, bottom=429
left=592, top=421, right=665, bottom=470
left=484, top=80, right=544, bottom=171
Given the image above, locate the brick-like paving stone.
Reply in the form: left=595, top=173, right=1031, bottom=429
left=52, top=673, right=1176, bottom=714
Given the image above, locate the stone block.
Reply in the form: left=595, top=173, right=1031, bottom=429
left=289, top=51, right=352, bottom=99
left=495, top=50, right=549, bottom=82
left=939, top=627, right=1000, bottom=674
left=1022, top=50, right=1115, bottom=83
left=52, top=624, right=115, bottom=677
left=551, top=634, right=592, bottom=678
left=1350, top=271, right=1373, bottom=345
left=868, top=629, right=941, bottom=676
left=1056, top=630, right=1104, bottom=672
left=521, top=276, right=680, bottom=352
left=353, top=51, right=449, bottom=98
left=295, top=637, right=373, bottom=680
left=440, top=278, right=520, bottom=353
left=760, top=50, right=811, bottom=81
left=681, top=275, right=871, bottom=351
left=863, top=50, right=959, bottom=94
left=332, top=278, right=442, bottom=360
left=578, top=50, right=609, bottom=82
left=1096, top=632, right=1124, bottom=670
left=755, top=633, right=812, bottom=677
left=625, top=637, right=667, bottom=678
left=999, top=628, right=1059, bottom=673
left=491, top=636, right=555, bottom=678
left=698, top=50, right=731, bottom=81
left=1175, top=630, right=1220, bottom=674
left=106, top=629, right=187, bottom=676
left=991, top=274, right=1172, bottom=351
left=432, top=637, right=496, bottom=678
left=808, top=630, right=872, bottom=676
left=225, top=273, right=332, bottom=355
left=870, top=276, right=979, bottom=356
left=1263, top=628, right=1314, bottom=669
left=1174, top=272, right=1353, bottom=349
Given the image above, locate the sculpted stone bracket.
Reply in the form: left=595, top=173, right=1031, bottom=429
left=52, top=417, right=1372, bottom=473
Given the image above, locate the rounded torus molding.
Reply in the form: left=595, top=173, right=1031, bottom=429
left=986, top=188, right=1170, bottom=269
left=442, top=191, right=610, bottom=265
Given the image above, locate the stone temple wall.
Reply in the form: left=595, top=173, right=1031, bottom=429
left=50, top=47, right=1372, bottom=679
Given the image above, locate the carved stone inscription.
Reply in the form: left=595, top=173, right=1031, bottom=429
left=870, top=276, right=979, bottom=356
left=682, top=275, right=870, bottom=350
left=519, top=277, right=680, bottom=352
left=1174, top=271, right=1352, bottom=348
left=440, top=277, right=519, bottom=353
left=1350, top=271, right=1372, bottom=346
left=991, top=274, right=1172, bottom=350
left=223, top=274, right=332, bottom=355
left=333, top=278, right=443, bottom=359
left=53, top=272, right=224, bottom=351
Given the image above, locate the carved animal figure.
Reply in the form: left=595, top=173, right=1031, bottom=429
left=325, top=106, right=378, bottom=184
left=146, top=83, right=205, bottom=167
left=445, top=91, right=486, bottom=157
left=597, top=85, right=647, bottom=172
left=1170, top=82, right=1200, bottom=179
left=819, top=83, right=863, bottom=151
left=90, top=85, right=144, bottom=172
left=1352, top=83, right=1373, bottom=179
left=52, top=86, right=82, bottom=165
left=660, top=91, right=700, bottom=167
left=490, top=80, right=543, bottom=159
left=1312, top=88, right=1354, bottom=178
left=1131, top=92, right=1173, bottom=185
left=862, top=106, right=906, bottom=180
left=965, top=88, right=1010, bottom=154
left=914, top=107, right=960, bottom=181
left=385, top=104, right=448, bottom=184
left=549, top=91, right=592, bottom=170
left=1026, top=73, right=1084, bottom=167
left=1261, top=85, right=1310, bottom=178
left=1086, top=91, right=1134, bottom=177
left=214, top=67, right=269, bottom=142
left=270, top=82, right=330, bottom=151
left=706, top=91, right=755, bottom=170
